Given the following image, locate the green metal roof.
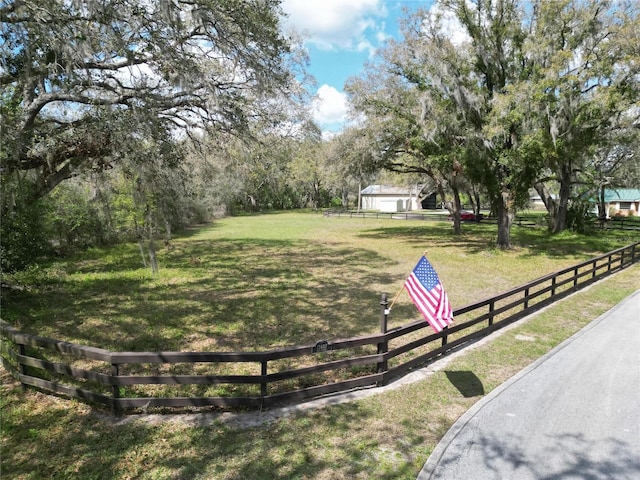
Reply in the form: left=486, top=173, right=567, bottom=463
left=602, top=188, right=640, bottom=202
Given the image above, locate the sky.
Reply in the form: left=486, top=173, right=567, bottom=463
left=280, top=0, right=436, bottom=136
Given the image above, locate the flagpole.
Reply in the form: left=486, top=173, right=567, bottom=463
left=388, top=286, right=404, bottom=310
left=389, top=251, right=429, bottom=311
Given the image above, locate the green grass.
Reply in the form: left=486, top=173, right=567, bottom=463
left=1, top=211, right=639, bottom=479
left=3, top=212, right=636, bottom=350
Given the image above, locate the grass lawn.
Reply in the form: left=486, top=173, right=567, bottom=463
left=1, top=211, right=639, bottom=479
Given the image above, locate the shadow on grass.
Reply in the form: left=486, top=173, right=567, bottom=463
left=2, top=371, right=392, bottom=480
left=445, top=371, right=485, bottom=398
left=2, top=236, right=398, bottom=353
left=358, top=223, right=634, bottom=259
left=4, top=219, right=634, bottom=354
left=357, top=224, right=495, bottom=254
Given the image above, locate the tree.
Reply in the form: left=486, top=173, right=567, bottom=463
left=347, top=1, right=534, bottom=244
left=520, top=0, right=640, bottom=232
left=1, top=0, right=300, bottom=202
left=348, top=0, right=639, bottom=247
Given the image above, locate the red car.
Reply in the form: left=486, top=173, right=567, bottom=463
left=449, top=211, right=484, bottom=221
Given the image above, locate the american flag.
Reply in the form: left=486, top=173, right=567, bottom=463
left=404, top=256, right=453, bottom=333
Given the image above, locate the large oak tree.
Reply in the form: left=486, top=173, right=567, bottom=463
left=1, top=0, right=301, bottom=201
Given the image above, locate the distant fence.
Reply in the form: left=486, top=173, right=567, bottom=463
left=323, top=209, right=640, bottom=230
left=323, top=209, right=540, bottom=226
left=597, top=217, right=640, bottom=231
left=323, top=209, right=451, bottom=222
left=1, top=242, right=638, bottom=415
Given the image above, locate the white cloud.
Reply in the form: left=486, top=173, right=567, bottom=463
left=312, top=84, right=348, bottom=127
left=427, top=1, right=472, bottom=47
left=281, top=0, right=387, bottom=51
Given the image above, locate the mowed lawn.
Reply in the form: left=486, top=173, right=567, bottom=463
left=2, top=211, right=639, bottom=479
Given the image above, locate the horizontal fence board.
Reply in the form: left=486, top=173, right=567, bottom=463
left=110, top=351, right=267, bottom=364
left=385, top=332, right=437, bottom=361
left=0, top=322, right=111, bottom=361
left=385, top=320, right=429, bottom=341
left=263, top=334, right=384, bottom=361
left=19, top=374, right=112, bottom=405
left=17, top=354, right=112, bottom=385
left=113, top=374, right=264, bottom=386
left=266, top=354, right=383, bottom=382
left=115, top=395, right=264, bottom=409
left=110, top=335, right=385, bottom=365
left=384, top=345, right=448, bottom=380
left=263, top=373, right=384, bottom=407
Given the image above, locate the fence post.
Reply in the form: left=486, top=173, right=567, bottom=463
left=524, top=288, right=530, bottom=310
left=111, top=363, right=120, bottom=416
left=377, top=294, right=389, bottom=379
left=18, top=344, right=27, bottom=391
left=551, top=276, right=557, bottom=297
left=260, top=359, right=268, bottom=398
left=488, top=300, right=495, bottom=326
left=573, top=267, right=579, bottom=288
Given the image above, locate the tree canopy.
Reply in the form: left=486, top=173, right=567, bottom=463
left=346, top=0, right=640, bottom=248
left=1, top=0, right=302, bottom=200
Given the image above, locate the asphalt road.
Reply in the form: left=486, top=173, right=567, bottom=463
left=418, top=290, right=640, bottom=480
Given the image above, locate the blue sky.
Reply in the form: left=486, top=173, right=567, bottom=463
left=280, top=0, right=436, bottom=136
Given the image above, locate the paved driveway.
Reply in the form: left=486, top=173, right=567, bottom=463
left=418, top=290, right=640, bottom=480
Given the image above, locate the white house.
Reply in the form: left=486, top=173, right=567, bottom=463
left=360, top=185, right=427, bottom=212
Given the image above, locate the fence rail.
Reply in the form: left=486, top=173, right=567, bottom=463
left=597, top=217, right=640, bottom=231
left=1, top=242, right=638, bottom=414
left=323, top=209, right=452, bottom=222
left=323, top=209, right=640, bottom=230
left=323, top=209, right=543, bottom=226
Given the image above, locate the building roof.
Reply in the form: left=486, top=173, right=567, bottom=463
left=361, top=185, right=421, bottom=196
left=602, top=188, right=640, bottom=202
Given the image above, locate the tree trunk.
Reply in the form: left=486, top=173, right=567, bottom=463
left=466, top=187, right=482, bottom=218
left=149, top=239, right=159, bottom=277
left=552, top=164, right=573, bottom=234
left=164, top=216, right=172, bottom=242
left=496, top=191, right=513, bottom=249
left=597, top=185, right=607, bottom=220
left=451, top=183, right=462, bottom=235
left=148, top=219, right=159, bottom=276
left=534, top=182, right=558, bottom=230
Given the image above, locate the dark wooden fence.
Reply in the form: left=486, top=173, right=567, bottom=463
left=1, top=242, right=638, bottom=415
left=323, top=209, right=451, bottom=222
left=323, top=209, right=640, bottom=230
left=597, top=216, right=640, bottom=231
left=323, top=209, right=546, bottom=226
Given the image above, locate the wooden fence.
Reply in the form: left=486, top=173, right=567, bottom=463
left=323, top=209, right=451, bottom=222
left=323, top=209, right=640, bottom=230
left=1, top=242, right=638, bottom=415
left=597, top=217, right=640, bottom=231
left=323, top=209, right=544, bottom=226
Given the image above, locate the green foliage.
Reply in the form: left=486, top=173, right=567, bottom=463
left=566, top=199, right=596, bottom=234
left=46, top=182, right=104, bottom=251
left=346, top=0, right=640, bottom=243
left=0, top=179, right=50, bottom=272
left=1, top=0, right=304, bottom=215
